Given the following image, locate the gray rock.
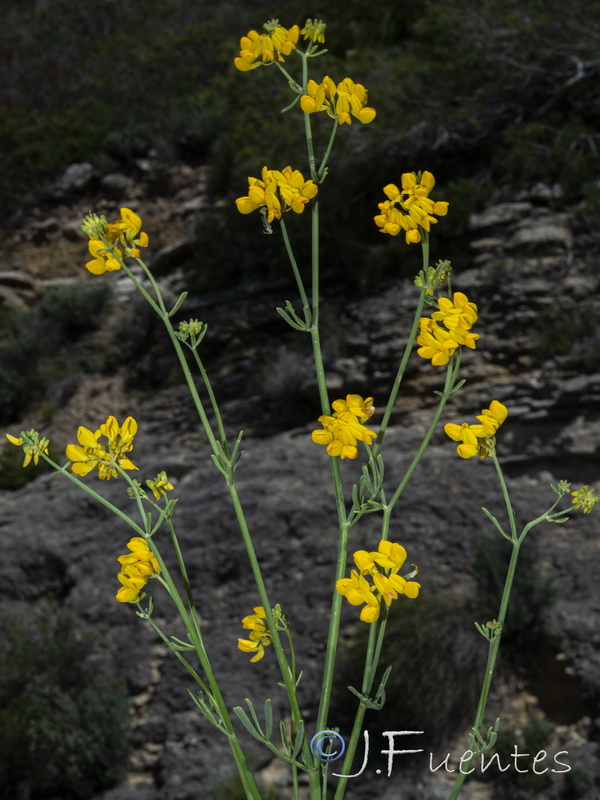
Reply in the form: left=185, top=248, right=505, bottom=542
left=52, top=162, right=94, bottom=195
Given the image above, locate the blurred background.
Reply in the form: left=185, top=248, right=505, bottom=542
left=1, top=1, right=600, bottom=799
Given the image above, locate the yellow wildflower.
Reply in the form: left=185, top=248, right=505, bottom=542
left=85, top=239, right=123, bottom=275
left=237, top=605, right=283, bottom=662
left=234, top=20, right=300, bottom=71
left=374, top=171, right=448, bottom=244
left=337, top=540, right=420, bottom=622
left=331, top=394, right=375, bottom=422
left=301, top=76, right=376, bottom=124
left=571, top=485, right=599, bottom=514
left=312, top=411, right=376, bottom=459
left=116, top=536, right=160, bottom=603
left=444, top=401, right=508, bottom=459
left=83, top=207, right=148, bottom=273
left=106, top=207, right=149, bottom=257
left=416, top=291, right=480, bottom=365
left=65, top=415, right=138, bottom=480
left=5, top=430, right=49, bottom=467
left=236, top=166, right=317, bottom=224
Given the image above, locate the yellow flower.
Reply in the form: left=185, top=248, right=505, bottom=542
left=234, top=20, right=300, bottom=71
left=237, top=605, right=283, bottom=662
left=331, top=394, right=375, bottom=422
left=115, top=536, right=160, bottom=603
left=416, top=291, right=480, bottom=365
left=301, top=76, right=376, bottom=124
left=444, top=401, right=508, bottom=459
left=236, top=166, right=317, bottom=224
left=375, top=171, right=448, bottom=243
left=312, top=411, right=376, bottom=459
left=106, top=207, right=149, bottom=257
left=83, top=207, right=148, bottom=273
left=336, top=570, right=380, bottom=621
left=85, top=239, right=123, bottom=275
left=146, top=471, right=174, bottom=500
left=5, top=430, right=49, bottom=467
left=337, top=540, right=420, bottom=622
left=571, top=485, right=599, bottom=514
left=65, top=415, right=138, bottom=480
left=116, top=569, right=147, bottom=603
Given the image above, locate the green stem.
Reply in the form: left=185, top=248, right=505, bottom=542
left=333, top=615, right=388, bottom=800
left=189, top=346, right=229, bottom=453
left=380, top=352, right=462, bottom=539
left=280, top=217, right=311, bottom=319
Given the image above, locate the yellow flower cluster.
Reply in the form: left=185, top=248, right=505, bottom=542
left=337, top=540, right=420, bottom=622
left=234, top=20, right=300, bottom=71
left=300, top=76, right=376, bottom=125
left=374, top=171, right=449, bottom=244
left=82, top=208, right=149, bottom=275
left=236, top=166, right=318, bottom=224
left=444, top=401, right=508, bottom=459
left=237, top=606, right=274, bottom=662
left=5, top=429, right=49, bottom=467
left=116, top=537, right=160, bottom=603
left=571, top=485, right=599, bottom=514
left=311, top=394, right=376, bottom=459
left=416, top=291, right=479, bottom=366
left=65, top=415, right=138, bottom=480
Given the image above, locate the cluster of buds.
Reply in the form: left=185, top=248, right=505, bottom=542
left=444, top=401, right=508, bottom=459
left=236, top=166, right=318, bottom=226
left=116, top=537, right=161, bottom=603
left=311, top=394, right=376, bottom=459
left=301, top=76, right=376, bottom=125
left=416, top=291, right=479, bottom=366
left=337, top=540, right=420, bottom=622
left=374, top=171, right=448, bottom=244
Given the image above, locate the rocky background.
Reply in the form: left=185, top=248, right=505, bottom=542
left=0, top=156, right=599, bottom=800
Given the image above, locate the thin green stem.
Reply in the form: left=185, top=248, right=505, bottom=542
left=36, top=452, right=145, bottom=536
left=317, top=120, right=339, bottom=181
left=189, top=346, right=229, bottom=452
left=380, top=353, right=462, bottom=538
left=280, top=217, right=311, bottom=317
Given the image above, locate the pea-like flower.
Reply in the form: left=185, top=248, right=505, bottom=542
left=444, top=401, right=508, bottom=459
left=337, top=540, right=420, bottom=622
left=571, top=485, right=599, bottom=514
left=236, top=166, right=318, bottom=224
left=234, top=20, right=300, bottom=71
left=311, top=394, right=377, bottom=459
left=416, top=291, right=479, bottom=366
left=374, top=171, right=448, bottom=244
left=301, top=76, right=376, bottom=125
left=81, top=208, right=149, bottom=274
left=116, top=536, right=161, bottom=603
left=237, top=605, right=284, bottom=662
left=66, top=415, right=138, bottom=480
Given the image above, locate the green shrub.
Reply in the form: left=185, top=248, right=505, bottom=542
left=0, top=604, right=130, bottom=799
